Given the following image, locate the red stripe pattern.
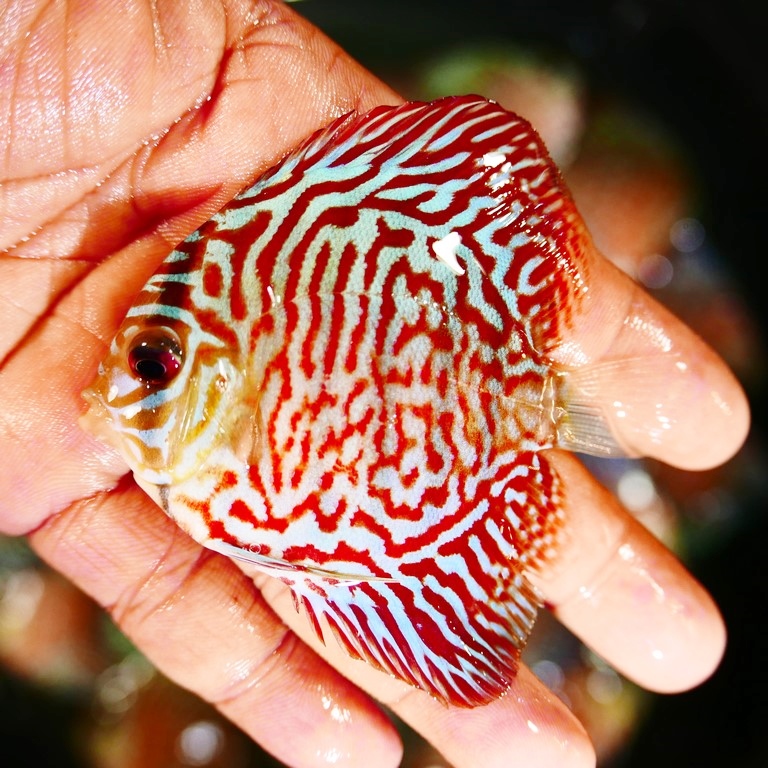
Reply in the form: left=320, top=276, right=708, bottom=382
left=91, top=96, right=591, bottom=706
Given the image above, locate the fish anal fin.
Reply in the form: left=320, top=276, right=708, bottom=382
left=287, top=456, right=563, bottom=707
left=293, top=577, right=528, bottom=707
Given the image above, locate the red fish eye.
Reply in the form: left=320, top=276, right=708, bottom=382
left=127, top=329, right=183, bottom=385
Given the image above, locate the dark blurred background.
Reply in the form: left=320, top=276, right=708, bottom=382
left=1, top=1, right=766, bottom=766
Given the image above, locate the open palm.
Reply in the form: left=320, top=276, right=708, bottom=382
left=0, top=2, right=749, bottom=767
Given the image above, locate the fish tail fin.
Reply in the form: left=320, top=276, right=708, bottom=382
left=549, top=358, right=652, bottom=458
left=288, top=453, right=564, bottom=707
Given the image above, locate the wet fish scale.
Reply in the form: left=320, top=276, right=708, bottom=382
left=83, top=96, right=607, bottom=707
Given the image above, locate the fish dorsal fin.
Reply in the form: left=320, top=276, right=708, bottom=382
left=239, top=95, right=538, bottom=200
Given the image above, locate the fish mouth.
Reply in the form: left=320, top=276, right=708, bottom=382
left=79, top=386, right=120, bottom=450
left=81, top=384, right=178, bottom=490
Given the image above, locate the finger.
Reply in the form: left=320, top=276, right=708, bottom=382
left=393, top=666, right=596, bottom=768
left=550, top=247, right=750, bottom=470
left=528, top=452, right=726, bottom=693
left=28, top=482, right=402, bottom=768
left=3, top=0, right=399, bottom=260
left=252, top=570, right=597, bottom=768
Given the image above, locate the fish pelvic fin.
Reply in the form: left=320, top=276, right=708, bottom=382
left=205, top=539, right=396, bottom=584
left=287, top=453, right=562, bottom=707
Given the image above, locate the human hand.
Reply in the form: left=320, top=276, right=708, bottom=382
left=0, top=2, right=750, bottom=767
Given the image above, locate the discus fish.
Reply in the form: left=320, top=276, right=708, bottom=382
left=82, top=96, right=624, bottom=707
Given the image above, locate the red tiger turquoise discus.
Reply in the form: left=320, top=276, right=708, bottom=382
left=83, top=96, right=623, bottom=707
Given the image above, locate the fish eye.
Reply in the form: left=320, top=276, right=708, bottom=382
left=127, top=328, right=184, bottom=385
